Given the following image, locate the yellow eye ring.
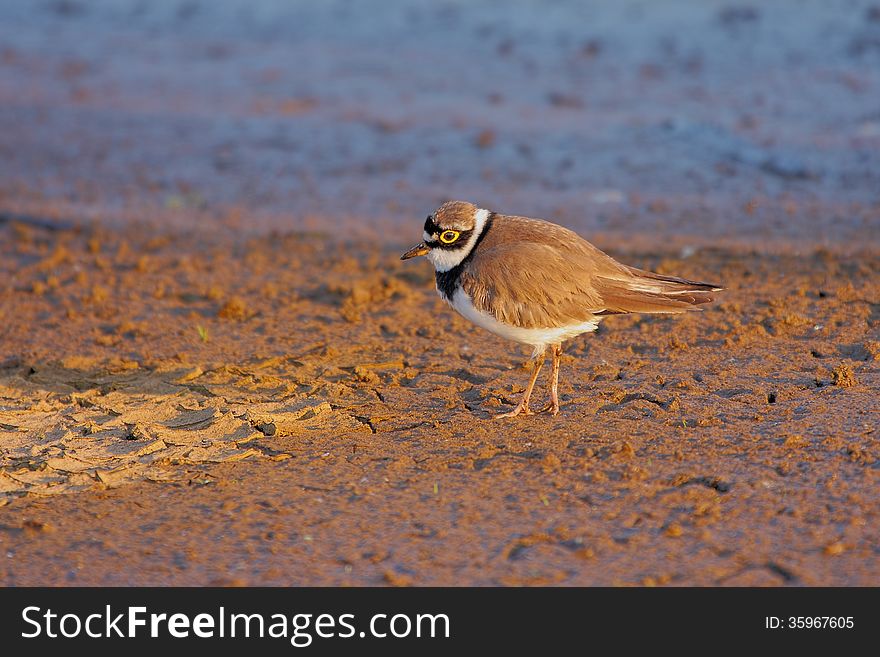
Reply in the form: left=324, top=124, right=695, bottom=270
left=439, top=230, right=460, bottom=244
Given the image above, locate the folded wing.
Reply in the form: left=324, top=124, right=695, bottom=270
left=460, top=240, right=722, bottom=328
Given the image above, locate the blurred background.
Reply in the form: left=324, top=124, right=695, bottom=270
left=1, top=0, right=878, bottom=248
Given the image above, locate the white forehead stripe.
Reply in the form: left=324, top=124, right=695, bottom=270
left=427, top=208, right=489, bottom=273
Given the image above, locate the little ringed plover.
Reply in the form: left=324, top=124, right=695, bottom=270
left=401, top=200, right=722, bottom=419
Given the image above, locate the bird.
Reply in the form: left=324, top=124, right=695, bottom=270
left=400, top=200, right=722, bottom=419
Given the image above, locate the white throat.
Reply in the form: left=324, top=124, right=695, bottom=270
left=427, top=208, right=490, bottom=272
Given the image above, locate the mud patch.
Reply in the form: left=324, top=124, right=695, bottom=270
left=0, top=360, right=375, bottom=496
left=0, top=218, right=878, bottom=585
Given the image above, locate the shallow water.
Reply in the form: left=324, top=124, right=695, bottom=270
left=1, top=0, right=878, bottom=247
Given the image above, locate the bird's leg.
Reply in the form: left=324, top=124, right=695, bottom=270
left=538, top=343, right=562, bottom=415
left=494, top=348, right=546, bottom=419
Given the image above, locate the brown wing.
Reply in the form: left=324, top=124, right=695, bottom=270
left=593, top=265, right=722, bottom=315
left=460, top=241, right=608, bottom=329
left=459, top=214, right=721, bottom=327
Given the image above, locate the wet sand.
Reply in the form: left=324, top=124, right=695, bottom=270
left=1, top=219, right=877, bottom=586
left=1, top=1, right=879, bottom=585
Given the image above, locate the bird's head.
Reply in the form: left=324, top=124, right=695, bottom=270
left=400, top=200, right=489, bottom=272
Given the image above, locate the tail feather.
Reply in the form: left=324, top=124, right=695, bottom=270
left=595, top=266, right=723, bottom=315
left=626, top=266, right=723, bottom=294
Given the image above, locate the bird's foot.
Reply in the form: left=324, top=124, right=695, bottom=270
left=493, top=402, right=534, bottom=419
left=537, top=401, right=560, bottom=416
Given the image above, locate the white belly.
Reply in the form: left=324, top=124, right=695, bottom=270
left=449, top=288, right=600, bottom=349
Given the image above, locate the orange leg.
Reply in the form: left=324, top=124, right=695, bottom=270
left=538, top=343, right=562, bottom=416
left=494, top=348, right=546, bottom=419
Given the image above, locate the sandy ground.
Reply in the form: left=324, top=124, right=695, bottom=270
left=0, top=219, right=877, bottom=586
left=0, top=1, right=879, bottom=585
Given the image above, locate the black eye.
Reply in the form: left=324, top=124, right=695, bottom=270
left=439, top=230, right=460, bottom=244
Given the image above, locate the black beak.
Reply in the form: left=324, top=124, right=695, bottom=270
left=400, top=242, right=430, bottom=260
